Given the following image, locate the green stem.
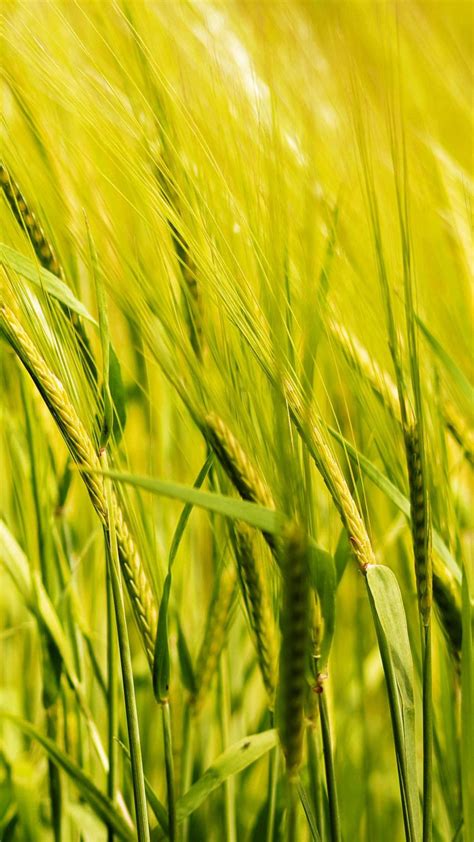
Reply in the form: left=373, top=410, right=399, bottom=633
left=107, top=571, right=118, bottom=842
left=307, top=725, right=324, bottom=839
left=181, top=705, right=193, bottom=842
left=162, top=701, right=177, bottom=842
left=423, top=623, right=433, bottom=842
left=286, top=778, right=298, bottom=842
left=218, top=655, right=236, bottom=842
left=101, top=450, right=150, bottom=842
left=319, top=692, right=341, bottom=842
left=266, top=739, right=280, bottom=842
left=47, top=706, right=62, bottom=842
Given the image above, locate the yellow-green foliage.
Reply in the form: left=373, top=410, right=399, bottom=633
left=1, top=3, right=472, bottom=842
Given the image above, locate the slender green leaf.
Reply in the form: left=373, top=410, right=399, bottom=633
left=0, top=243, right=95, bottom=323
left=297, top=780, right=322, bottom=842
left=153, top=573, right=172, bottom=704
left=168, top=453, right=213, bottom=568
left=1, top=714, right=134, bottom=841
left=176, top=730, right=278, bottom=822
left=0, top=523, right=78, bottom=687
left=90, top=469, right=281, bottom=535
left=176, top=619, right=197, bottom=696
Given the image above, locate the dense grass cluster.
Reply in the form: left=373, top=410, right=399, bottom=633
left=0, top=3, right=472, bottom=841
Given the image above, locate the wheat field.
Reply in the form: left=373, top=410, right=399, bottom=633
left=0, top=2, right=472, bottom=841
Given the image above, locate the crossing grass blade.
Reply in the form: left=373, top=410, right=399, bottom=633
left=0, top=243, right=95, bottom=323
left=1, top=714, right=135, bottom=842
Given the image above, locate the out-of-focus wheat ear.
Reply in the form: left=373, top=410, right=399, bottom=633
left=0, top=301, right=157, bottom=666
left=432, top=564, right=462, bottom=667
left=405, top=422, right=432, bottom=626
left=0, top=162, right=97, bottom=384
left=233, top=523, right=278, bottom=705
left=191, top=564, right=237, bottom=713
left=329, top=319, right=400, bottom=418
left=202, top=412, right=277, bottom=554
left=443, top=401, right=474, bottom=467
left=289, top=381, right=377, bottom=572
left=331, top=318, right=472, bottom=467
left=168, top=219, right=204, bottom=360
left=278, top=521, right=311, bottom=781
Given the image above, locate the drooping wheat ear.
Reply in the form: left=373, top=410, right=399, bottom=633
left=278, top=520, right=311, bottom=780
left=191, top=564, right=237, bottom=713
left=203, top=413, right=275, bottom=509
left=168, top=218, right=204, bottom=360
left=432, top=562, right=461, bottom=666
left=329, top=319, right=400, bottom=417
left=285, top=379, right=377, bottom=572
left=0, top=302, right=157, bottom=666
left=152, top=154, right=204, bottom=359
left=0, top=162, right=97, bottom=384
left=202, top=412, right=277, bottom=554
left=331, top=317, right=473, bottom=466
left=405, top=422, right=432, bottom=626
left=233, top=523, right=278, bottom=704
left=1, top=162, right=63, bottom=276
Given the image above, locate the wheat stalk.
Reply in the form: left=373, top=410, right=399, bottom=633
left=0, top=301, right=157, bottom=666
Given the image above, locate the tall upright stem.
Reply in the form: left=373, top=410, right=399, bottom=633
left=101, top=450, right=150, bottom=842
left=422, top=623, right=433, bottom=842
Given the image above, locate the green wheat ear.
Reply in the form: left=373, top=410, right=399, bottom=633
left=278, top=520, right=310, bottom=781
left=233, top=522, right=278, bottom=705
left=0, top=162, right=97, bottom=384
left=405, top=422, right=432, bottom=626
left=191, top=563, right=237, bottom=713
left=0, top=301, right=158, bottom=666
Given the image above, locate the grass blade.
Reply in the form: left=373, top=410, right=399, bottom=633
left=1, top=713, right=134, bottom=841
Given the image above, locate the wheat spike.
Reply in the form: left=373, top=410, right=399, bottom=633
left=0, top=301, right=157, bottom=665
left=331, top=317, right=473, bottom=466
left=278, top=521, right=310, bottom=780
left=1, top=162, right=97, bottom=384
left=203, top=413, right=275, bottom=509
left=192, top=564, right=237, bottom=712
left=432, top=565, right=461, bottom=666
left=405, top=422, right=432, bottom=625
left=233, top=523, right=278, bottom=704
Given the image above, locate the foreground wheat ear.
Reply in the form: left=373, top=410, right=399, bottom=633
left=0, top=301, right=158, bottom=666
left=278, top=521, right=310, bottom=781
